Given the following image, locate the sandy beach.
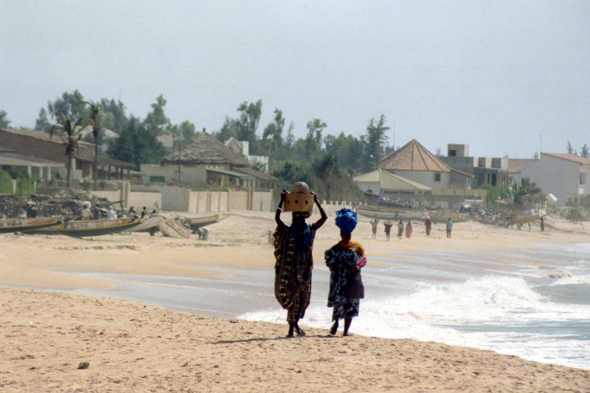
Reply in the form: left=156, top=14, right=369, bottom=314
left=1, top=212, right=590, bottom=392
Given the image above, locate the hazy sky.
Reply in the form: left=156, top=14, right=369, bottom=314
left=2, top=0, right=589, bottom=158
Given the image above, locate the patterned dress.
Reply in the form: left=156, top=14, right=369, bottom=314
left=273, top=224, right=317, bottom=323
left=325, top=242, right=366, bottom=321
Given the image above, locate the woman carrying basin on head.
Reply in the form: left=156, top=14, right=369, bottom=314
left=273, top=182, right=327, bottom=337
left=325, top=208, right=367, bottom=336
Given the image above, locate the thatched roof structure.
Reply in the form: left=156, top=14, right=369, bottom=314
left=378, top=139, right=452, bottom=173
left=161, top=132, right=249, bottom=167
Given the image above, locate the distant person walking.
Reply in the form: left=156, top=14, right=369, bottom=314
left=540, top=216, right=545, bottom=232
left=384, top=221, right=393, bottom=241
left=446, top=218, right=453, bottom=238
left=425, top=216, right=432, bottom=236
left=397, top=220, right=404, bottom=239
left=405, top=220, right=413, bottom=238
left=370, top=219, right=379, bottom=239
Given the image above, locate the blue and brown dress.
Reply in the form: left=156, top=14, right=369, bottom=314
left=325, top=241, right=367, bottom=321
left=273, top=223, right=317, bottom=323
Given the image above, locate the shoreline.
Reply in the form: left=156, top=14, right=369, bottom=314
left=1, top=287, right=589, bottom=392
left=1, top=213, right=589, bottom=290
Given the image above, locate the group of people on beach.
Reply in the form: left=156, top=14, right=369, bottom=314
left=273, top=184, right=366, bottom=337
left=370, top=216, right=452, bottom=240
left=78, top=203, right=155, bottom=221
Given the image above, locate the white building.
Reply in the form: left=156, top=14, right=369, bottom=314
left=224, top=137, right=269, bottom=172
left=521, top=153, right=590, bottom=206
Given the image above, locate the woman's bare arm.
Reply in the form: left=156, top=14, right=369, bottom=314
left=275, top=189, right=288, bottom=230
left=312, top=193, right=328, bottom=229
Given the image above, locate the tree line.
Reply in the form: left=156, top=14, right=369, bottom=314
left=2, top=92, right=397, bottom=200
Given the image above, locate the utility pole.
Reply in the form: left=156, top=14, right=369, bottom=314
left=539, top=134, right=542, bottom=157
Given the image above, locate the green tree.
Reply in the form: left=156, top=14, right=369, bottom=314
left=215, top=117, right=239, bottom=142
left=0, top=110, right=11, bottom=128
left=304, top=118, right=327, bottom=160
left=324, top=132, right=365, bottom=172
left=50, top=114, right=85, bottom=188
left=478, top=184, right=511, bottom=209
left=35, top=108, right=52, bottom=132
left=236, top=100, right=262, bottom=142
left=512, top=178, right=542, bottom=208
left=580, top=144, right=589, bottom=158
left=566, top=140, right=576, bottom=155
left=108, top=116, right=167, bottom=168
left=0, top=170, right=14, bottom=194
left=143, top=94, right=171, bottom=137
left=99, top=98, right=128, bottom=133
left=47, top=90, right=88, bottom=124
left=533, top=151, right=539, bottom=159
left=179, top=121, right=196, bottom=141
left=262, top=108, right=286, bottom=168
left=365, top=114, right=390, bottom=168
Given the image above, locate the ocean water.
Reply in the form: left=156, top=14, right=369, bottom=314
left=63, top=242, right=590, bottom=370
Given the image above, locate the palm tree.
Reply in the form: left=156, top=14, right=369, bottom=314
left=50, top=114, right=84, bottom=188
left=512, top=177, right=542, bottom=208
left=81, top=101, right=102, bottom=190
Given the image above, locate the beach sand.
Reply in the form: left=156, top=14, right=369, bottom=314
left=1, top=211, right=590, bottom=391
left=2, top=287, right=589, bottom=393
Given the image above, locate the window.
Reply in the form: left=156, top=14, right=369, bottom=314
left=449, top=150, right=457, bottom=157
left=434, top=173, right=441, bottom=182
left=581, top=173, right=587, bottom=185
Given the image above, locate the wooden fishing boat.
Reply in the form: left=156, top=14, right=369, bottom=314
left=159, top=219, right=191, bottom=239
left=130, top=215, right=167, bottom=232
left=30, top=217, right=142, bottom=237
left=0, top=216, right=62, bottom=234
left=182, top=214, right=221, bottom=232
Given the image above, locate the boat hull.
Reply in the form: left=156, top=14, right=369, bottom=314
left=159, top=219, right=191, bottom=238
left=31, top=217, right=142, bottom=237
left=0, top=216, right=62, bottom=234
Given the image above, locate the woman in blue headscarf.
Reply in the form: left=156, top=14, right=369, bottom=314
left=274, top=185, right=327, bottom=337
left=325, top=208, right=367, bottom=336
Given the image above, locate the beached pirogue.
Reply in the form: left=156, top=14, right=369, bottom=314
left=0, top=214, right=221, bottom=238
left=0, top=216, right=62, bottom=234
left=29, top=217, right=143, bottom=237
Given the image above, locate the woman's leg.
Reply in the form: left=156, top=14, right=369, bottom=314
left=330, top=319, right=339, bottom=335
left=343, top=318, right=353, bottom=336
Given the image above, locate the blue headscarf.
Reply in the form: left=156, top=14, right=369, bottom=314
left=335, top=208, right=357, bottom=233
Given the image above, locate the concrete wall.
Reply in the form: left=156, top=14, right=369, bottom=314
left=393, top=170, right=451, bottom=189
left=90, top=190, right=121, bottom=203
left=140, top=164, right=207, bottom=186
left=229, top=191, right=248, bottom=211
left=252, top=190, right=273, bottom=211
left=129, top=191, right=162, bottom=211
left=160, top=186, right=191, bottom=211
left=521, top=155, right=589, bottom=206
